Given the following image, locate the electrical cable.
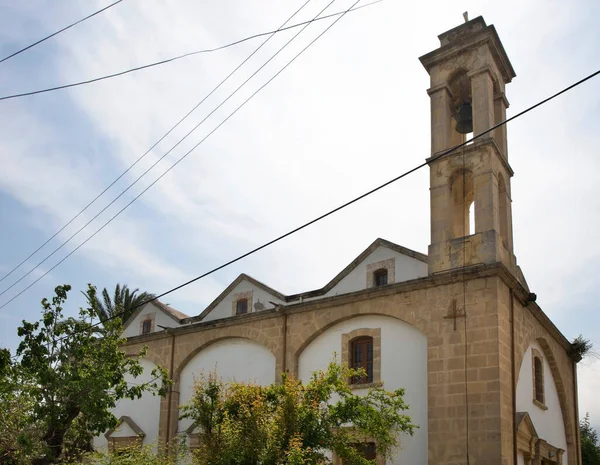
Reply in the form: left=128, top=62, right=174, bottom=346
left=0, top=0, right=125, bottom=64
left=0, top=0, right=343, bottom=288
left=0, top=1, right=382, bottom=102
left=0, top=0, right=382, bottom=288
left=461, top=142, right=470, bottom=465
left=0, top=0, right=360, bottom=286
left=0, top=0, right=341, bottom=298
left=14, top=66, right=599, bottom=337
left=0, top=0, right=361, bottom=310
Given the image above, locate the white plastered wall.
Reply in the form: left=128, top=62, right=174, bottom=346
left=122, top=302, right=179, bottom=338
left=297, top=314, right=428, bottom=465
left=93, top=358, right=161, bottom=450
left=177, top=338, right=276, bottom=433
left=516, top=342, right=568, bottom=463
left=321, top=246, right=427, bottom=299
left=201, top=280, right=285, bottom=322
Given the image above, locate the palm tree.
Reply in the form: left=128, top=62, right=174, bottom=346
left=83, top=284, right=155, bottom=323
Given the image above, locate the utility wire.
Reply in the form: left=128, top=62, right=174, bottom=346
left=0, top=0, right=359, bottom=310
left=0, top=0, right=327, bottom=288
left=36, top=66, right=599, bottom=333
left=0, top=0, right=344, bottom=299
left=0, top=1, right=382, bottom=102
left=0, top=0, right=125, bottom=64
left=8, top=67, right=600, bottom=352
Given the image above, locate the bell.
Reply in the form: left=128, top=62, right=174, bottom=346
left=454, top=102, right=473, bottom=134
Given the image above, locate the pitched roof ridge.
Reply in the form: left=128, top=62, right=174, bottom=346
left=286, top=237, right=427, bottom=301
left=194, top=273, right=286, bottom=322
left=191, top=238, right=427, bottom=321
left=152, top=299, right=189, bottom=320
left=104, top=415, right=145, bottom=439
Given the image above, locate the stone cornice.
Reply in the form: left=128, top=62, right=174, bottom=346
left=124, top=262, right=572, bottom=357
left=419, top=24, right=516, bottom=84
left=427, top=138, right=514, bottom=178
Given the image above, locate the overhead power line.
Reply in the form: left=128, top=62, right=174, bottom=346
left=46, top=67, right=600, bottom=335
left=0, top=0, right=328, bottom=288
left=0, top=0, right=125, bottom=64
left=5, top=66, right=600, bottom=339
left=0, top=0, right=363, bottom=309
left=0, top=0, right=343, bottom=297
left=0, top=1, right=382, bottom=102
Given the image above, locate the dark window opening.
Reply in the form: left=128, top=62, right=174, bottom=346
left=534, top=356, right=544, bottom=404
left=349, top=442, right=377, bottom=461
left=141, top=319, right=152, bottom=335
left=350, top=336, right=374, bottom=385
left=373, top=269, right=388, bottom=287
left=236, top=299, right=248, bottom=315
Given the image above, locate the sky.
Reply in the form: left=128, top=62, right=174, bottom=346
left=0, top=0, right=599, bottom=429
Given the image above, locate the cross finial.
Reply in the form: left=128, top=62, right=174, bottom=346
left=463, top=11, right=469, bottom=22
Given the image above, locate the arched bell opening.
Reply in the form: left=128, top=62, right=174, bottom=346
left=448, top=69, right=473, bottom=141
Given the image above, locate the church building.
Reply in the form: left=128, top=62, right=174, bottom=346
left=95, top=16, right=582, bottom=465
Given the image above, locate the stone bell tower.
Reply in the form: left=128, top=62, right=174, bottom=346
left=419, top=16, right=518, bottom=276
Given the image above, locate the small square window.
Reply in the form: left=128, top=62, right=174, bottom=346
left=236, top=299, right=248, bottom=315
left=373, top=269, right=388, bottom=287
left=141, top=319, right=152, bottom=335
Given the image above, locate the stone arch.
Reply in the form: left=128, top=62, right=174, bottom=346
left=515, top=337, right=575, bottom=456
left=174, top=335, right=279, bottom=389
left=291, top=311, right=425, bottom=377
left=447, top=68, right=472, bottom=108
left=124, top=349, right=166, bottom=369
left=535, top=337, right=575, bottom=451
left=172, top=334, right=279, bottom=440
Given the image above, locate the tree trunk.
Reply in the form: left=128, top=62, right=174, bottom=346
left=31, top=407, right=80, bottom=465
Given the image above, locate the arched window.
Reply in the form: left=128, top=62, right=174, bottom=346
left=468, top=200, right=475, bottom=236
left=534, top=356, right=544, bottom=404
left=373, top=268, right=388, bottom=287
left=350, top=336, right=374, bottom=384
left=236, top=298, right=248, bottom=315
left=449, top=169, right=474, bottom=238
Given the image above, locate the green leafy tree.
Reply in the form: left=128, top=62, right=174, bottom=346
left=0, top=284, right=170, bottom=465
left=73, top=440, right=187, bottom=465
left=180, top=361, right=417, bottom=465
left=0, top=349, right=44, bottom=464
left=581, top=413, right=600, bottom=465
left=83, top=283, right=155, bottom=323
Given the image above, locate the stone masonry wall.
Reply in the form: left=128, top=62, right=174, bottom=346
left=123, top=267, right=577, bottom=465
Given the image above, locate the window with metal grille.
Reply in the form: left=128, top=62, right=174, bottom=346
left=350, top=336, right=374, bottom=384
left=236, top=299, right=248, bottom=315
left=534, top=356, right=544, bottom=404
left=373, top=269, right=388, bottom=287
left=141, top=319, right=152, bottom=335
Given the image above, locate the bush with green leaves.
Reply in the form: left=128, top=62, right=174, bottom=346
left=180, top=361, right=417, bottom=465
